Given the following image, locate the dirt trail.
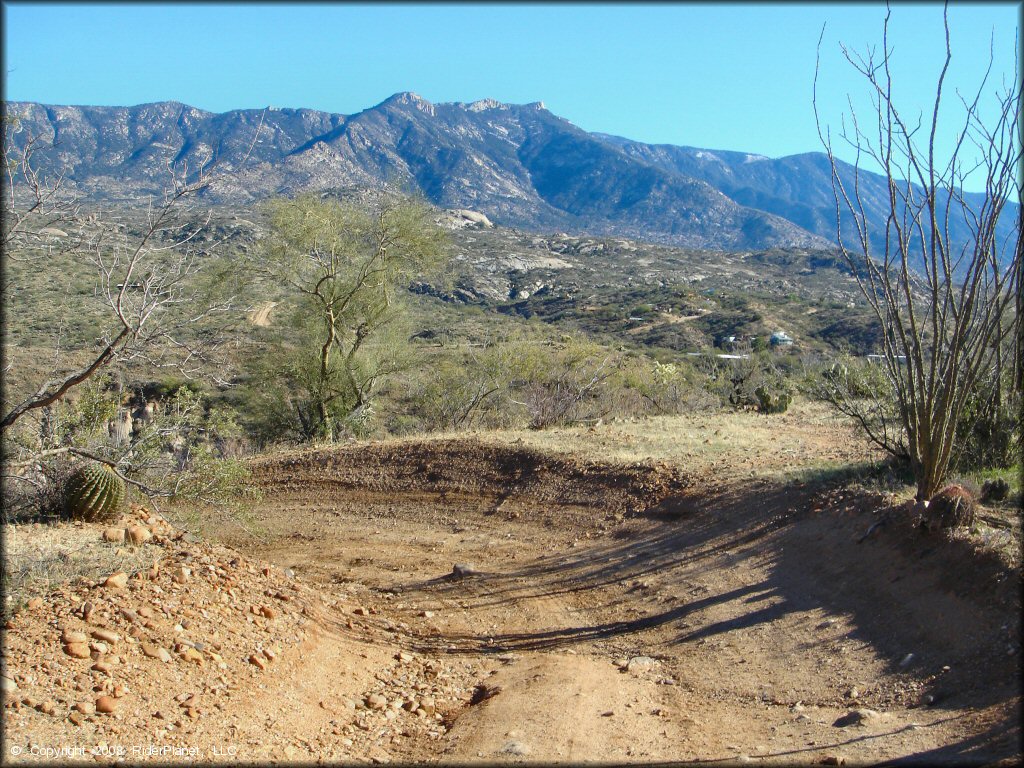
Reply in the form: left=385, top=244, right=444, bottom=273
left=4, top=428, right=1019, bottom=764
left=226, top=438, right=1020, bottom=764
left=441, top=652, right=686, bottom=762
left=247, top=301, right=276, bottom=328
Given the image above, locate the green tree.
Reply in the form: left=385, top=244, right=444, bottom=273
left=255, top=193, right=447, bottom=441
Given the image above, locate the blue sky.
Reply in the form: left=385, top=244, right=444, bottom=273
left=3, top=2, right=1019, bottom=190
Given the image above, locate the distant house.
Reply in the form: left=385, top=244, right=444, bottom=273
left=866, top=353, right=908, bottom=365
left=770, top=331, right=794, bottom=346
left=684, top=352, right=750, bottom=360
left=717, top=334, right=740, bottom=352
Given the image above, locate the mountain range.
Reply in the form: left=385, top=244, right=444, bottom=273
left=4, top=94, right=1017, bottom=259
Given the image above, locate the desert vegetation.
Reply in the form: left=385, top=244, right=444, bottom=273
left=0, top=8, right=1020, bottom=763
left=2, top=113, right=1019, bottom=527
left=813, top=4, right=1022, bottom=501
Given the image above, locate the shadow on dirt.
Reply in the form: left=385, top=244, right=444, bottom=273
left=255, top=438, right=1019, bottom=762
left=872, top=711, right=1022, bottom=767
left=681, top=711, right=1020, bottom=767
left=393, top=479, right=1019, bottom=716
left=252, top=438, right=1021, bottom=764
left=414, top=581, right=772, bottom=652
left=402, top=483, right=790, bottom=606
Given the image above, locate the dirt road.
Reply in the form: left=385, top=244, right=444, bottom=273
left=222, top=435, right=1020, bottom=764
left=4, top=411, right=1019, bottom=764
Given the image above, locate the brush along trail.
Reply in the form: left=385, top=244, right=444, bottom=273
left=3, top=410, right=1019, bottom=764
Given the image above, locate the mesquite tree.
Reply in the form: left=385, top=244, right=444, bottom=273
left=256, top=193, right=447, bottom=441
left=813, top=5, right=1021, bottom=500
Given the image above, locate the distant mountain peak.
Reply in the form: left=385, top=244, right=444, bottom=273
left=465, top=98, right=506, bottom=112
left=20, top=95, right=1012, bottom=259
left=380, top=91, right=435, bottom=114
left=1, top=95, right=832, bottom=251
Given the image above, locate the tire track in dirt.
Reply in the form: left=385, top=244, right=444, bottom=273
left=216, top=437, right=1020, bottom=764
left=440, top=653, right=690, bottom=762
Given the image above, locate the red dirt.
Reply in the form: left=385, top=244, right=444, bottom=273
left=3, top=436, right=1020, bottom=764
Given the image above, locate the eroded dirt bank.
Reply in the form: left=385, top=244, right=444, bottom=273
left=243, top=439, right=1021, bottom=764
left=3, top=435, right=1020, bottom=765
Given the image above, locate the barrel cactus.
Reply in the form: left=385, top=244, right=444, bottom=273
left=981, top=478, right=1010, bottom=502
left=63, top=463, right=126, bottom=522
left=925, top=484, right=977, bottom=531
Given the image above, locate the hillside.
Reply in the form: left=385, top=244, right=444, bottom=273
left=594, top=133, right=1019, bottom=270
left=2, top=199, right=880, bottom=381
left=6, top=94, right=1016, bottom=264
left=1, top=96, right=825, bottom=251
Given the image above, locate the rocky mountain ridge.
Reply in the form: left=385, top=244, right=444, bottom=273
left=4, top=95, right=823, bottom=251
left=591, top=132, right=1018, bottom=266
left=5, top=94, right=1016, bottom=261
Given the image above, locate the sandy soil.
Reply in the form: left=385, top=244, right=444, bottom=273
left=3, top=410, right=1020, bottom=765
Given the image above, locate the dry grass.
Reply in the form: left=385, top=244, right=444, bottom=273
left=467, top=398, right=883, bottom=483
left=964, top=525, right=1022, bottom=570
left=1, top=521, right=154, bottom=617
left=260, top=398, right=884, bottom=487
left=260, top=399, right=881, bottom=481
left=5, top=396, right=1012, bottom=626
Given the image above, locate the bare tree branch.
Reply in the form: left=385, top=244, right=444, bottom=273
left=814, top=4, right=1021, bottom=498
left=2, top=117, right=252, bottom=434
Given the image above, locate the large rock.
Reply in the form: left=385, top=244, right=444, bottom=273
left=91, top=629, right=119, bottom=644
left=102, top=528, right=126, bottom=544
left=127, top=525, right=153, bottom=546
left=95, top=695, right=117, bottom=714
left=451, top=209, right=494, bottom=228
left=64, top=643, right=91, bottom=659
left=833, top=708, right=880, bottom=727
left=103, top=572, right=129, bottom=589
left=626, top=656, right=659, bottom=673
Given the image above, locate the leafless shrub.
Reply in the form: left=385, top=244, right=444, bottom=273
left=813, top=6, right=1021, bottom=498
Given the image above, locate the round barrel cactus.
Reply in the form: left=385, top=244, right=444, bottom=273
left=926, top=484, right=976, bottom=531
left=63, top=463, right=126, bottom=522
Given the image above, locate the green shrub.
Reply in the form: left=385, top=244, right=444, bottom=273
left=981, top=477, right=1010, bottom=502
left=619, top=357, right=717, bottom=416
left=709, top=349, right=793, bottom=413
left=954, top=365, right=1021, bottom=473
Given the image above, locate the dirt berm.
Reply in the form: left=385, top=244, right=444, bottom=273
left=3, top=435, right=1020, bottom=764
